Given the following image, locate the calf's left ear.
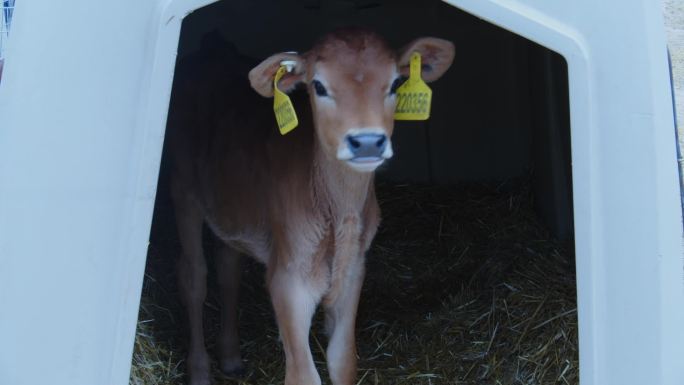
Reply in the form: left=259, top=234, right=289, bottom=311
left=398, top=37, right=455, bottom=83
left=249, top=52, right=306, bottom=97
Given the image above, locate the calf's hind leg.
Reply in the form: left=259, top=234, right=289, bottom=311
left=172, top=188, right=211, bottom=385
left=214, top=243, right=244, bottom=375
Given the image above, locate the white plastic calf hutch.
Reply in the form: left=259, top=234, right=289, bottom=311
left=0, top=0, right=682, bottom=384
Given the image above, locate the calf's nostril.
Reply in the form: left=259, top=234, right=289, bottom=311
left=346, top=134, right=388, bottom=158
left=347, top=136, right=361, bottom=150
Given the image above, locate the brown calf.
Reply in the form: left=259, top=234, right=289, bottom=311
left=167, top=29, right=454, bottom=385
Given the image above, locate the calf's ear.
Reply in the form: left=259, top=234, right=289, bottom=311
left=249, top=53, right=306, bottom=97
left=398, top=37, right=455, bottom=83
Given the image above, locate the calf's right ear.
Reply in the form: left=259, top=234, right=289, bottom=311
left=249, top=53, right=306, bottom=97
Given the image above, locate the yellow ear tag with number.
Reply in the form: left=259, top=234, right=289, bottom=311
left=273, top=65, right=299, bottom=135
left=394, top=52, right=432, bottom=121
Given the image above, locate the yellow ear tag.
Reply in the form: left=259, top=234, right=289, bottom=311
left=273, top=65, right=299, bottom=135
left=394, top=52, right=432, bottom=121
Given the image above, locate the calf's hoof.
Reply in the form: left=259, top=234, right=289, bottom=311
left=186, top=350, right=211, bottom=385
left=218, top=356, right=246, bottom=378
left=187, top=371, right=211, bottom=385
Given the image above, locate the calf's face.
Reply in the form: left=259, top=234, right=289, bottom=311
left=249, top=32, right=455, bottom=173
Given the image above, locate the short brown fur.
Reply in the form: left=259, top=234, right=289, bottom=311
left=167, top=29, right=454, bottom=385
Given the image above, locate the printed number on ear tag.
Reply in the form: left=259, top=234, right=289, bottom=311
left=273, top=66, right=299, bottom=135
left=394, top=52, right=432, bottom=121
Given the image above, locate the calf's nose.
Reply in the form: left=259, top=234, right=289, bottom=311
left=345, top=134, right=388, bottom=159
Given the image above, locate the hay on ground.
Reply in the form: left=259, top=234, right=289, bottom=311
left=130, top=180, right=578, bottom=385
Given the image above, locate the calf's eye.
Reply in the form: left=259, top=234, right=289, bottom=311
left=312, top=80, right=328, bottom=97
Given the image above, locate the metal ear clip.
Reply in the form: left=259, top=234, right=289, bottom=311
left=280, top=52, right=298, bottom=72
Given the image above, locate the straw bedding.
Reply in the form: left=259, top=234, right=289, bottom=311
left=130, top=179, right=578, bottom=385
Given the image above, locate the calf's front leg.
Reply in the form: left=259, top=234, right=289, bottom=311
left=268, top=268, right=322, bottom=385
left=324, top=256, right=365, bottom=385
left=323, top=213, right=371, bottom=385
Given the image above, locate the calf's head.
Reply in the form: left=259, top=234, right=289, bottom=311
left=249, top=30, right=454, bottom=172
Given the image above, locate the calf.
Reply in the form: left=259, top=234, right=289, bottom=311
left=167, top=29, right=454, bottom=385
